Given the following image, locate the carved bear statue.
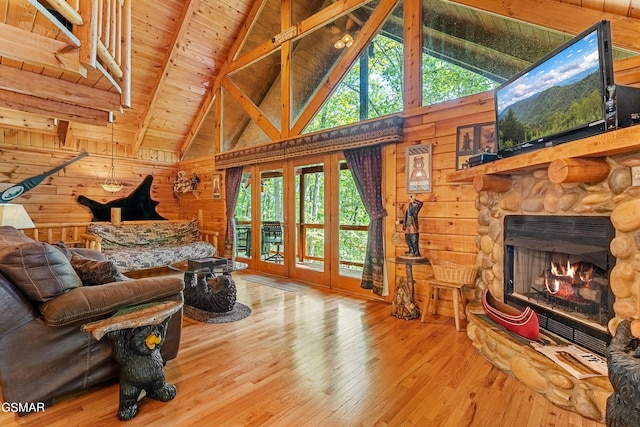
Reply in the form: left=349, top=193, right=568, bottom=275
left=606, top=320, right=640, bottom=427
left=107, top=318, right=176, bottom=421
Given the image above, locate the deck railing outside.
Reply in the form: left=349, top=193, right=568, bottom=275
left=297, top=223, right=367, bottom=270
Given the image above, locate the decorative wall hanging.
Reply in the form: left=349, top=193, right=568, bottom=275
left=0, top=152, right=89, bottom=203
left=406, top=145, right=432, bottom=193
left=78, top=175, right=166, bottom=222
left=211, top=173, right=222, bottom=199
left=173, top=171, right=190, bottom=193
left=455, top=122, right=496, bottom=170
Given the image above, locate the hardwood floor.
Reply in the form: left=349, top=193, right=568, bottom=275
left=1, top=272, right=606, bottom=426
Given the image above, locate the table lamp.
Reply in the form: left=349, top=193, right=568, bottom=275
left=0, top=204, right=35, bottom=229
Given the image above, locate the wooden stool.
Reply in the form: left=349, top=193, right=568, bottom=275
left=421, top=278, right=466, bottom=332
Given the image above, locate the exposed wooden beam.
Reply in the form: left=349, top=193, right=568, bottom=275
left=180, top=0, right=267, bottom=159
left=0, top=22, right=83, bottom=76
left=214, top=89, right=221, bottom=154
left=0, top=107, right=56, bottom=132
left=448, top=0, right=640, bottom=53
left=292, top=0, right=400, bottom=135
left=226, top=0, right=374, bottom=74
left=132, top=0, right=200, bottom=156
left=183, top=0, right=375, bottom=159
left=0, top=89, right=110, bottom=126
left=0, top=64, right=121, bottom=112
left=281, top=0, right=292, bottom=138
left=220, top=78, right=280, bottom=141
left=404, top=0, right=422, bottom=110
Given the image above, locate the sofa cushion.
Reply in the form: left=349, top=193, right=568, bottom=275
left=104, top=241, right=215, bottom=272
left=70, top=252, right=121, bottom=286
left=39, top=276, right=185, bottom=326
left=0, top=241, right=82, bottom=302
left=87, top=219, right=200, bottom=250
left=51, top=240, right=74, bottom=259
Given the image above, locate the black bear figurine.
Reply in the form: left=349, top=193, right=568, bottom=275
left=107, top=318, right=176, bottom=421
left=606, top=320, right=640, bottom=427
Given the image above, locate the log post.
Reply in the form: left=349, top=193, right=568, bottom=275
left=472, top=175, right=512, bottom=193
left=548, top=158, right=610, bottom=184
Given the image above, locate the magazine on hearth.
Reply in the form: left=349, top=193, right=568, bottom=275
left=530, top=342, right=608, bottom=379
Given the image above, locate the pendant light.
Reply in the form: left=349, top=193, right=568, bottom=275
left=101, top=121, right=124, bottom=193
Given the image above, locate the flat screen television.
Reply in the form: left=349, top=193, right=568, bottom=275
left=495, top=20, right=615, bottom=157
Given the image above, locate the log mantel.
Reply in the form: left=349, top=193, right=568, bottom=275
left=447, top=125, right=640, bottom=183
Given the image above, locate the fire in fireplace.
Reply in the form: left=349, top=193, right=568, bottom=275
left=504, top=215, right=615, bottom=355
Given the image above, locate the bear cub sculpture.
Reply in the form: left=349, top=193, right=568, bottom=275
left=107, top=318, right=176, bottom=421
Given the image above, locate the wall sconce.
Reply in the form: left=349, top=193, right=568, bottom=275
left=334, top=34, right=353, bottom=49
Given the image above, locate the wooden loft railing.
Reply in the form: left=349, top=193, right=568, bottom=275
left=36, top=0, right=131, bottom=109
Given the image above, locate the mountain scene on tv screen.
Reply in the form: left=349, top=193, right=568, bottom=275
left=496, top=29, right=604, bottom=149
left=498, top=71, right=602, bottom=148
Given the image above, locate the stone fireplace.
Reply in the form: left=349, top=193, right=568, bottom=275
left=463, top=152, right=640, bottom=422
left=473, top=153, right=640, bottom=339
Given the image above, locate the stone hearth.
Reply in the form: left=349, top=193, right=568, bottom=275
left=467, top=309, right=612, bottom=421
left=469, top=152, right=640, bottom=422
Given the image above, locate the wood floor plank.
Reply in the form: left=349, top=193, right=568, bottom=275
left=0, top=271, right=606, bottom=426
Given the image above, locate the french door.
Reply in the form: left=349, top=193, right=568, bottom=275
left=236, top=154, right=368, bottom=296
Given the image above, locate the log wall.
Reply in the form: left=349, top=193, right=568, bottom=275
left=0, top=128, right=179, bottom=225
left=394, top=92, right=494, bottom=310
left=176, top=156, right=227, bottom=245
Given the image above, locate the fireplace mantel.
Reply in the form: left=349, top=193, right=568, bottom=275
left=447, top=125, right=640, bottom=183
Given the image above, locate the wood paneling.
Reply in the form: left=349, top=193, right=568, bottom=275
left=177, top=156, right=227, bottom=243
left=0, top=133, right=179, bottom=224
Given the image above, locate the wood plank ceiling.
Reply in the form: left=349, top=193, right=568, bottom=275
left=0, top=0, right=638, bottom=162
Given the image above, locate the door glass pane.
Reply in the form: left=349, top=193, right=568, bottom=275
left=294, top=163, right=324, bottom=272
left=234, top=171, right=252, bottom=259
left=338, top=161, right=367, bottom=278
left=260, top=169, right=284, bottom=263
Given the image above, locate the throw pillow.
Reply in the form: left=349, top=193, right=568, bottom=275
left=70, top=252, right=121, bottom=286
left=52, top=241, right=73, bottom=260
left=0, top=241, right=82, bottom=302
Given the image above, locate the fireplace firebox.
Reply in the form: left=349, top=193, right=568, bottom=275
left=504, top=215, right=615, bottom=355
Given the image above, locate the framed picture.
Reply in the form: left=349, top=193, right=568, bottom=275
left=455, top=122, right=496, bottom=170
left=211, top=173, right=223, bottom=199
left=406, top=145, right=432, bottom=193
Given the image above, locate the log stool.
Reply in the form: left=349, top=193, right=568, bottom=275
left=421, top=278, right=466, bottom=332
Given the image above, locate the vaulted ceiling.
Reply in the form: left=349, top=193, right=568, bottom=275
left=0, top=0, right=639, bottom=163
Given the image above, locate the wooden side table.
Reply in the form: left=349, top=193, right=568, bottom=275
left=422, top=277, right=467, bottom=332
left=389, top=256, right=429, bottom=320
left=82, top=301, right=183, bottom=420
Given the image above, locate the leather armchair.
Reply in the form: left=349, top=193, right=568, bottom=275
left=0, top=227, right=184, bottom=408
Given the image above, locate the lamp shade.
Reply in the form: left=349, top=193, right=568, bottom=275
left=0, top=204, right=35, bottom=229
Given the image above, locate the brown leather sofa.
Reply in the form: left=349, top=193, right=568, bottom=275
left=0, top=226, right=184, bottom=408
